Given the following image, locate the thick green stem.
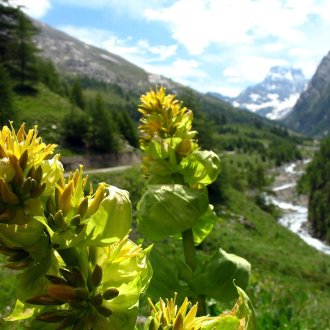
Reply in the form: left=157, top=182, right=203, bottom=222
left=182, top=228, right=207, bottom=316
left=182, top=228, right=197, bottom=270
left=58, top=247, right=88, bottom=277
left=197, top=295, right=207, bottom=316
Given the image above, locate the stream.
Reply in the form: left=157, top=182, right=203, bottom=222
left=268, top=160, right=330, bottom=255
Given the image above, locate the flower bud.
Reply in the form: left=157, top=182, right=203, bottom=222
left=92, top=293, right=103, bottom=306
left=90, top=264, right=103, bottom=288
left=103, top=288, right=119, bottom=300
left=47, top=284, right=77, bottom=302
left=18, top=149, right=28, bottom=171
left=36, top=311, right=66, bottom=323
left=59, top=181, right=73, bottom=216
left=0, top=180, right=19, bottom=204
left=96, top=305, right=112, bottom=317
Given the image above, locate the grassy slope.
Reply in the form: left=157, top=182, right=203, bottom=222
left=210, top=188, right=330, bottom=329
left=13, top=83, right=72, bottom=144
left=1, top=81, right=328, bottom=328
left=89, top=168, right=330, bottom=330
left=1, top=165, right=329, bottom=329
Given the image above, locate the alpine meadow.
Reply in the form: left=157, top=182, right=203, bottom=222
left=0, top=2, right=329, bottom=330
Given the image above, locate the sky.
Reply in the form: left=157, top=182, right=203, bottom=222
left=10, top=0, right=330, bottom=96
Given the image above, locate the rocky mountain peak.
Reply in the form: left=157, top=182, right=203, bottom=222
left=208, top=65, right=308, bottom=120
left=33, top=19, right=177, bottom=92
left=283, top=51, right=330, bottom=137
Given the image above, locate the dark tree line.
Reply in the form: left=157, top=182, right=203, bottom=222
left=298, top=136, right=330, bottom=243
left=0, top=1, right=139, bottom=152
left=0, top=0, right=40, bottom=125
left=0, top=0, right=39, bottom=91
left=62, top=79, right=138, bottom=153
left=0, top=1, right=65, bottom=125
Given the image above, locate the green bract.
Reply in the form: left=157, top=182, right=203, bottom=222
left=190, top=249, right=251, bottom=302
left=180, top=150, right=221, bottom=188
left=38, top=184, right=132, bottom=249
left=137, top=184, right=209, bottom=240
left=192, top=204, right=218, bottom=245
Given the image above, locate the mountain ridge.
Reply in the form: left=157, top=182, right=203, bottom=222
left=33, top=20, right=177, bottom=92
left=283, top=51, right=330, bottom=137
left=209, top=66, right=307, bottom=120
left=33, top=18, right=290, bottom=131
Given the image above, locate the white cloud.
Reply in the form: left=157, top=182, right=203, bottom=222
left=155, top=58, right=205, bottom=78
left=143, top=58, right=208, bottom=88
left=211, top=85, right=242, bottom=98
left=138, top=41, right=178, bottom=62
left=144, top=0, right=328, bottom=55
left=31, top=0, right=330, bottom=95
left=226, top=57, right=289, bottom=83
left=58, top=25, right=177, bottom=67
left=289, top=48, right=312, bottom=58
left=144, top=0, right=330, bottom=93
left=9, top=0, right=51, bottom=18
left=58, top=25, right=207, bottom=89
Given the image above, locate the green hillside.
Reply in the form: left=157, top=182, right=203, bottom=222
left=218, top=188, right=330, bottom=330
left=13, top=83, right=73, bottom=143
left=80, top=166, right=330, bottom=330
left=1, top=3, right=329, bottom=329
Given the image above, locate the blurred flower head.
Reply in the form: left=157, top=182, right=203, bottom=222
left=145, top=293, right=209, bottom=330
left=0, top=123, right=61, bottom=225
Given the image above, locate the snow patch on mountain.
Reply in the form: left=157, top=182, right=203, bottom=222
left=209, top=66, right=308, bottom=120
left=238, top=92, right=301, bottom=120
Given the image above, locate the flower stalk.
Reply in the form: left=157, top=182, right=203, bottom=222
left=182, top=228, right=197, bottom=271
left=0, top=123, right=152, bottom=329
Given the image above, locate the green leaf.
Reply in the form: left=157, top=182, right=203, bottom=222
left=92, top=237, right=152, bottom=328
left=90, top=186, right=132, bottom=244
left=180, top=150, right=220, bottom=187
left=144, top=136, right=174, bottom=160
left=5, top=299, right=35, bottom=321
left=190, top=248, right=251, bottom=302
left=75, top=186, right=131, bottom=248
left=200, top=285, right=255, bottom=329
left=0, top=217, right=45, bottom=249
left=201, top=315, right=240, bottom=329
left=146, top=248, right=192, bottom=302
left=99, top=239, right=152, bottom=294
left=192, top=204, right=217, bottom=245
left=5, top=247, right=56, bottom=322
left=137, top=184, right=209, bottom=240
left=16, top=245, right=55, bottom=302
left=234, top=285, right=256, bottom=330
left=36, top=186, right=132, bottom=249
left=144, top=137, right=183, bottom=182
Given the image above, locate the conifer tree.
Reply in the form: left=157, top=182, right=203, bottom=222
left=0, top=64, right=14, bottom=126
left=117, top=109, right=139, bottom=148
left=70, top=78, right=85, bottom=110
left=303, top=136, right=330, bottom=243
left=38, top=58, right=61, bottom=93
left=88, top=94, right=120, bottom=153
left=0, top=1, right=19, bottom=70
left=11, top=8, right=39, bottom=91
